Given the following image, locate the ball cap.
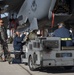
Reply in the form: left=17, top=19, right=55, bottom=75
left=58, top=22, right=64, bottom=26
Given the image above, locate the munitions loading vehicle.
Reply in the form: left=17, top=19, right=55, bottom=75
left=21, top=36, right=74, bottom=71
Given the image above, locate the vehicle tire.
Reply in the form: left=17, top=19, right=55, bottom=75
left=28, top=56, right=36, bottom=71
left=64, top=66, right=73, bottom=70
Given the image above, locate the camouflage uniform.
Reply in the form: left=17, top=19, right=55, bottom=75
left=0, top=25, right=9, bottom=59
left=0, top=42, right=4, bottom=58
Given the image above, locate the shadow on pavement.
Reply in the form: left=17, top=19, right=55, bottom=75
left=35, top=67, right=74, bottom=74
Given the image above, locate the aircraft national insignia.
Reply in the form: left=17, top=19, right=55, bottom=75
left=31, top=0, right=37, bottom=12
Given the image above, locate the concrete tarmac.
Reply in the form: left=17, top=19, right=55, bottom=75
left=0, top=61, right=74, bottom=75
left=0, top=44, right=72, bottom=75
left=0, top=62, right=30, bottom=75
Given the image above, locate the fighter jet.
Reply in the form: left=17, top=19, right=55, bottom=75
left=0, top=0, right=74, bottom=30
left=17, top=0, right=74, bottom=31
left=17, top=0, right=56, bottom=30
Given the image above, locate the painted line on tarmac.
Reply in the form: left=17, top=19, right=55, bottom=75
left=18, top=64, right=33, bottom=75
